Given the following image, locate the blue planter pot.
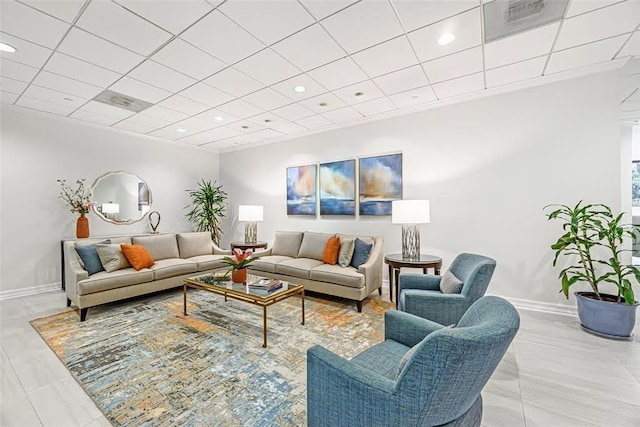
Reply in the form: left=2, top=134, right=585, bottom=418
left=575, top=292, right=639, bottom=340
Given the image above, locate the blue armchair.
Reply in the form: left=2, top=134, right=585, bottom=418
left=307, top=296, right=520, bottom=426
left=398, top=253, right=496, bottom=325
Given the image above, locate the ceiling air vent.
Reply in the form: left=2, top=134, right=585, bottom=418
left=93, top=90, right=153, bottom=113
left=483, top=0, right=569, bottom=43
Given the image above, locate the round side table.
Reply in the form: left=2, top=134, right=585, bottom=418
left=230, top=241, right=268, bottom=252
left=384, top=254, right=442, bottom=308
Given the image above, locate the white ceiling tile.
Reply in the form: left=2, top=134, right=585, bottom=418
left=298, top=0, right=358, bottom=20
left=242, top=87, right=292, bottom=110
left=44, top=53, right=122, bottom=87
left=322, top=0, right=404, bottom=53
left=81, top=100, right=136, bottom=119
left=0, top=0, right=69, bottom=49
left=58, top=28, right=145, bottom=74
left=194, top=108, right=240, bottom=126
left=269, top=120, right=308, bottom=134
left=19, top=0, right=85, bottom=23
left=373, top=65, right=429, bottom=95
left=272, top=102, right=316, bottom=121
left=71, top=109, right=127, bottom=126
left=617, top=31, right=640, bottom=59
left=486, top=57, right=546, bottom=88
left=221, top=0, right=315, bottom=45
left=234, top=48, right=301, bottom=85
left=247, top=112, right=286, bottom=127
left=306, top=57, right=368, bottom=90
left=271, top=74, right=327, bottom=100
left=128, top=60, right=196, bottom=93
left=351, top=97, right=396, bottom=116
left=110, top=76, right=171, bottom=103
left=203, top=67, right=264, bottom=97
left=22, top=84, right=87, bottom=108
left=174, top=116, right=217, bottom=134
left=148, top=122, right=203, bottom=140
left=296, top=114, right=333, bottom=129
left=113, top=114, right=171, bottom=134
left=321, top=106, right=362, bottom=122
left=555, top=1, right=640, bottom=50
left=0, top=59, right=39, bottom=82
left=299, top=92, right=347, bottom=112
left=180, top=82, right=234, bottom=107
left=272, top=24, right=345, bottom=71
left=237, top=128, right=285, bottom=143
left=217, top=98, right=265, bottom=118
left=431, top=72, right=484, bottom=98
left=16, top=95, right=76, bottom=115
left=352, top=36, right=419, bottom=77
left=181, top=10, right=265, bottom=64
left=1, top=76, right=28, bottom=94
left=408, top=7, right=481, bottom=62
left=565, top=0, right=621, bottom=18
left=388, top=85, right=437, bottom=108
left=1, top=91, right=19, bottom=104
left=143, top=104, right=189, bottom=122
left=152, top=38, right=226, bottom=80
left=333, top=80, right=385, bottom=105
left=547, top=34, right=628, bottom=74
left=32, top=71, right=103, bottom=99
left=233, top=121, right=265, bottom=133
left=115, top=0, right=213, bottom=34
left=197, top=126, right=243, bottom=143
left=158, top=94, right=210, bottom=115
left=422, top=46, right=483, bottom=83
left=485, top=23, right=560, bottom=69
left=0, top=32, right=52, bottom=68
left=392, top=0, right=480, bottom=32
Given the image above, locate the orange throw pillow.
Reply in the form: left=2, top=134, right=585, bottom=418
left=120, top=244, right=154, bottom=270
left=323, top=237, right=341, bottom=265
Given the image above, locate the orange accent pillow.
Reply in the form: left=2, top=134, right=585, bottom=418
left=120, top=244, right=154, bottom=270
left=323, top=237, right=341, bottom=265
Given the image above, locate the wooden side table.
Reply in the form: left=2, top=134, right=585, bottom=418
left=230, top=241, right=268, bottom=252
left=384, top=254, right=442, bottom=308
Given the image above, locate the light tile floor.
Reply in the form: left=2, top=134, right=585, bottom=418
left=1, top=289, right=639, bottom=427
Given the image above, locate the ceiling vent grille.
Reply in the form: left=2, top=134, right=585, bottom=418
left=93, top=90, right=153, bottom=113
left=483, top=0, right=569, bottom=43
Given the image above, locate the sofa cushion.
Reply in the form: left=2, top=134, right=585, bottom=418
left=337, top=233, right=375, bottom=246
left=272, top=231, right=303, bottom=257
left=338, top=237, right=355, bottom=268
left=121, top=244, right=155, bottom=270
left=440, top=270, right=464, bottom=294
left=251, top=255, right=293, bottom=273
left=132, top=234, right=179, bottom=261
left=350, top=238, right=373, bottom=268
left=186, top=254, right=227, bottom=271
left=77, top=268, right=154, bottom=295
left=151, top=259, right=197, bottom=280
left=75, top=239, right=111, bottom=275
left=96, top=243, right=130, bottom=273
left=323, top=237, right=341, bottom=265
left=310, top=264, right=365, bottom=288
left=298, top=232, right=334, bottom=261
left=276, top=258, right=324, bottom=279
left=177, top=232, right=213, bottom=259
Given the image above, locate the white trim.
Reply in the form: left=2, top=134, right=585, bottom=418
left=504, top=296, right=577, bottom=317
left=0, top=283, right=61, bottom=301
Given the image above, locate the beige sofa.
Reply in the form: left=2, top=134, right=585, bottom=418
left=249, top=231, right=383, bottom=312
left=64, top=232, right=230, bottom=321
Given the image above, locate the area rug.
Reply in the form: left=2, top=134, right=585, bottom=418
left=31, top=289, right=393, bottom=426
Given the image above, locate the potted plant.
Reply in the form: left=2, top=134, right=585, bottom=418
left=185, top=179, right=227, bottom=246
left=545, top=201, right=640, bottom=339
left=221, top=249, right=254, bottom=283
left=58, top=178, right=93, bottom=238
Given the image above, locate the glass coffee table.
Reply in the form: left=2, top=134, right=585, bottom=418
left=183, top=273, right=305, bottom=348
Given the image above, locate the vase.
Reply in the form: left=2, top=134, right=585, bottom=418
left=76, top=214, right=89, bottom=238
left=231, top=268, right=247, bottom=284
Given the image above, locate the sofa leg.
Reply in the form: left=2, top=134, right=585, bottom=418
left=356, top=300, right=362, bottom=313
left=378, top=287, right=382, bottom=296
left=66, top=298, right=71, bottom=307
left=80, top=308, right=88, bottom=322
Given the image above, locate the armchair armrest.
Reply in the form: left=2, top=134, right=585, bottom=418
left=384, top=310, right=444, bottom=347
left=212, top=242, right=232, bottom=255
left=358, top=237, right=383, bottom=292
left=398, top=274, right=441, bottom=293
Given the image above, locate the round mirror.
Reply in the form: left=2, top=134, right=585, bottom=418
left=92, top=171, right=152, bottom=224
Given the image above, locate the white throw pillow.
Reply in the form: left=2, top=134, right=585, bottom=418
left=96, top=244, right=131, bottom=272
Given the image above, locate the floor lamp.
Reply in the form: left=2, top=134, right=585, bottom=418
left=392, top=200, right=430, bottom=260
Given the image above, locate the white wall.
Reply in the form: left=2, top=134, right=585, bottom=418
left=220, top=71, right=624, bottom=307
left=0, top=108, right=220, bottom=294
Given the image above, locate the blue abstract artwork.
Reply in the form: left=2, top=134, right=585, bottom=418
left=359, top=153, right=402, bottom=216
left=287, top=165, right=317, bottom=215
left=320, top=159, right=355, bottom=216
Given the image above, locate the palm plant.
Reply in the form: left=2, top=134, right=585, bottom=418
left=185, top=179, right=227, bottom=245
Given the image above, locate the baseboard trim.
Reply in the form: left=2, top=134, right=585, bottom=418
left=0, top=283, right=61, bottom=301
left=504, top=296, right=577, bottom=317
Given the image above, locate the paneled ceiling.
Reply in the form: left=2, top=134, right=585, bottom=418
left=1, top=0, right=639, bottom=152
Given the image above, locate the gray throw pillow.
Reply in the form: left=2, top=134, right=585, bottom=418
left=396, top=344, right=419, bottom=378
left=338, top=238, right=355, bottom=267
left=439, top=270, right=464, bottom=294
left=96, top=244, right=131, bottom=272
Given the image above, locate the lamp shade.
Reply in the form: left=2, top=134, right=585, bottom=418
left=238, top=205, right=263, bottom=222
left=392, top=200, right=430, bottom=224
left=101, top=202, right=120, bottom=214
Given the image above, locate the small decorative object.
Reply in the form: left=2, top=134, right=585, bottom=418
left=392, top=200, right=430, bottom=260
left=359, top=153, right=402, bottom=215
left=58, top=178, right=93, bottom=238
left=545, top=201, right=640, bottom=339
left=185, top=179, right=227, bottom=245
left=221, top=249, right=254, bottom=283
left=320, top=159, right=355, bottom=216
left=287, top=164, right=317, bottom=215
left=238, top=205, right=263, bottom=244
left=149, top=211, right=161, bottom=233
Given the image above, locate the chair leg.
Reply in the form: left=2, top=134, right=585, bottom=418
left=80, top=308, right=88, bottom=322
left=356, top=300, right=362, bottom=313
left=66, top=298, right=71, bottom=307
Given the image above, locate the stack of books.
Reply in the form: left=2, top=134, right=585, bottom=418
left=248, top=278, right=283, bottom=293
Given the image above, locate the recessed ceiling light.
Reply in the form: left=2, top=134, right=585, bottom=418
left=410, top=95, right=419, bottom=100
left=241, top=125, right=249, bottom=129
left=355, top=92, right=364, bottom=97
left=177, top=128, right=187, bottom=133
left=0, top=42, right=17, bottom=53
left=319, top=102, right=328, bottom=107
left=214, top=116, right=224, bottom=121
left=63, top=97, right=74, bottom=102
left=264, top=119, right=272, bottom=123
left=293, top=85, right=306, bottom=93
left=437, top=33, right=456, bottom=46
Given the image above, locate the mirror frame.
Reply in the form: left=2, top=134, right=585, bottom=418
left=91, top=171, right=153, bottom=225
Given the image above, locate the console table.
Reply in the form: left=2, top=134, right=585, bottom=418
left=384, top=254, right=442, bottom=308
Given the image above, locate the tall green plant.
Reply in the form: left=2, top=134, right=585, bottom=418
left=185, top=180, right=227, bottom=245
left=544, top=201, right=639, bottom=305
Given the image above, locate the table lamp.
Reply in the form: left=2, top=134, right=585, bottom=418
left=392, top=200, right=430, bottom=260
left=239, top=205, right=263, bottom=244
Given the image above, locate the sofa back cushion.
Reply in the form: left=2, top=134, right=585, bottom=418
left=298, top=232, right=334, bottom=261
left=132, top=234, right=179, bottom=261
left=272, top=231, right=304, bottom=258
left=177, top=232, right=213, bottom=258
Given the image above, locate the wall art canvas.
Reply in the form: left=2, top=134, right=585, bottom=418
left=287, top=165, right=317, bottom=215
left=359, top=153, right=402, bottom=216
left=320, top=159, right=355, bottom=215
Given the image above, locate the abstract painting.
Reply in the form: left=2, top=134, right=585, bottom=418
left=287, top=165, right=317, bottom=215
left=359, top=153, right=402, bottom=216
left=320, top=159, right=355, bottom=215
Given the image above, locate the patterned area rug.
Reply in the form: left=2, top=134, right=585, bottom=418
left=31, top=289, right=393, bottom=426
